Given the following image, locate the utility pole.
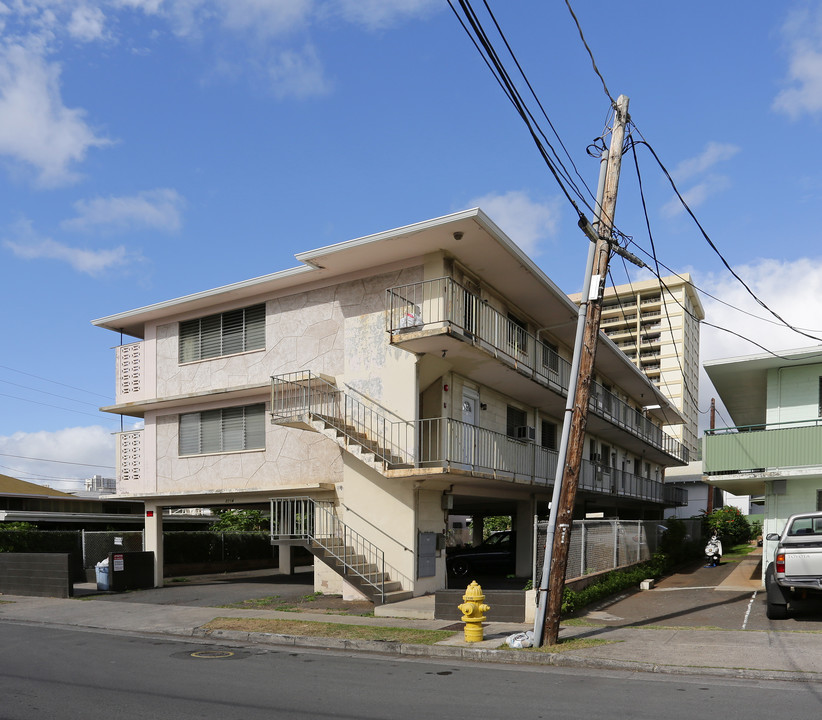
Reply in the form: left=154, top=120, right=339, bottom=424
left=540, top=94, right=630, bottom=647
left=707, top=397, right=716, bottom=513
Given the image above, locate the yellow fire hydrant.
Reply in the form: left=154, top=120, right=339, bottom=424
left=458, top=581, right=490, bottom=642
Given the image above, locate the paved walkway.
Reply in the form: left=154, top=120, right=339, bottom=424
left=2, top=549, right=820, bottom=682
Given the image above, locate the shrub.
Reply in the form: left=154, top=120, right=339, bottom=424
left=560, top=551, right=685, bottom=615
left=702, top=506, right=752, bottom=546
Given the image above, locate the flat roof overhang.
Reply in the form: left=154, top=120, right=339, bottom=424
left=108, top=483, right=337, bottom=508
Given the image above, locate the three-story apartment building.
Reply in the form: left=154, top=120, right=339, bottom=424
left=93, top=209, right=687, bottom=602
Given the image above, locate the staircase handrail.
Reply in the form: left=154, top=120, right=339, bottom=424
left=271, top=497, right=412, bottom=602
left=271, top=371, right=413, bottom=467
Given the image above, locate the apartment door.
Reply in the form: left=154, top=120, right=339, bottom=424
left=458, top=388, right=480, bottom=467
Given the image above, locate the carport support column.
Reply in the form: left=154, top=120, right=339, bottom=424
left=144, top=503, right=164, bottom=588
left=471, top=516, right=484, bottom=547
left=514, top=501, right=533, bottom=577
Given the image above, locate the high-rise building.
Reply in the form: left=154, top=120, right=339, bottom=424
left=570, top=274, right=704, bottom=455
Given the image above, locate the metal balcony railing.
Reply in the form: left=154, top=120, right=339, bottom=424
left=704, top=419, right=822, bottom=475
left=386, top=277, right=571, bottom=392
left=270, top=497, right=411, bottom=602
left=270, top=371, right=413, bottom=467
left=385, top=277, right=688, bottom=465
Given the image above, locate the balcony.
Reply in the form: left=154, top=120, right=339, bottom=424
left=416, top=418, right=683, bottom=505
left=386, top=278, right=688, bottom=465
left=386, top=276, right=571, bottom=402
left=704, top=420, right=822, bottom=477
left=640, top=296, right=662, bottom=306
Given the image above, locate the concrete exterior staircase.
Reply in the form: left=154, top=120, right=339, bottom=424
left=309, top=416, right=412, bottom=471
left=308, top=539, right=412, bottom=605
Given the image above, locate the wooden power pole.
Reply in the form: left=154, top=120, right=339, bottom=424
left=541, top=94, right=630, bottom=646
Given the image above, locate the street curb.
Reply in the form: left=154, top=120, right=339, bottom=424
left=192, top=627, right=822, bottom=683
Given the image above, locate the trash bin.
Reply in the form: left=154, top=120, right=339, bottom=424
left=95, top=559, right=110, bottom=591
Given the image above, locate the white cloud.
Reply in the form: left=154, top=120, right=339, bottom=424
left=221, top=0, right=313, bottom=36
left=0, top=41, right=111, bottom=186
left=4, top=219, right=129, bottom=274
left=266, top=44, right=330, bottom=98
left=67, top=4, right=107, bottom=42
left=659, top=142, right=737, bottom=218
left=670, top=142, right=740, bottom=182
left=61, top=188, right=185, bottom=233
left=696, top=257, right=822, bottom=428
left=773, top=5, right=822, bottom=118
left=467, top=190, right=561, bottom=257
left=332, top=0, right=439, bottom=30
left=661, top=174, right=731, bottom=218
left=0, top=425, right=116, bottom=493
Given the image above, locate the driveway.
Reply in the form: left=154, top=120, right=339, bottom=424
left=582, top=547, right=822, bottom=631
left=83, top=568, right=317, bottom=608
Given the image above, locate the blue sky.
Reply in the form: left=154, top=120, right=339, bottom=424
left=2, top=1, right=822, bottom=489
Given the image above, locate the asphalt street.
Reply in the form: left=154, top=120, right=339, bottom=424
left=3, top=622, right=822, bottom=720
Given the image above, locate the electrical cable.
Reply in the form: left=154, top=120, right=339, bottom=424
left=479, top=0, right=597, bottom=204
left=0, top=452, right=115, bottom=469
left=0, top=392, right=120, bottom=425
left=619, top=243, right=822, bottom=334
left=0, top=379, right=105, bottom=409
left=0, top=364, right=111, bottom=400
left=563, top=0, right=615, bottom=104
left=0, top=464, right=94, bottom=483
left=447, top=0, right=600, bottom=220
left=629, top=128, right=822, bottom=345
left=627, top=130, right=708, bottom=418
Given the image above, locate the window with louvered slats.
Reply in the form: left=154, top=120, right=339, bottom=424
left=179, top=304, right=265, bottom=363
left=178, top=404, right=265, bottom=455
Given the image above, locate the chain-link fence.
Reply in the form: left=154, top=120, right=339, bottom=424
left=81, top=531, right=144, bottom=569
left=533, top=518, right=702, bottom=588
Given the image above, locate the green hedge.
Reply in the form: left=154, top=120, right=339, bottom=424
left=163, top=531, right=272, bottom=564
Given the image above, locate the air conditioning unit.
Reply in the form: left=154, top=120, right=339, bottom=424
left=515, top=425, right=536, bottom=441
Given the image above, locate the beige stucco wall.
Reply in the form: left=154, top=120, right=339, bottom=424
left=128, top=265, right=424, bottom=498
left=148, top=404, right=344, bottom=496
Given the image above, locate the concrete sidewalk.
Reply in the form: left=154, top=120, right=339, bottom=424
left=2, top=550, right=820, bottom=682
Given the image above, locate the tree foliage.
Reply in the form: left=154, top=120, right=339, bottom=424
left=702, top=505, right=751, bottom=546
left=211, top=509, right=268, bottom=532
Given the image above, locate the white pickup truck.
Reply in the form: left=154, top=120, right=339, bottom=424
left=765, top=511, right=822, bottom=619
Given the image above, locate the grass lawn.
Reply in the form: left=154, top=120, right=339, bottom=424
left=203, top=617, right=455, bottom=645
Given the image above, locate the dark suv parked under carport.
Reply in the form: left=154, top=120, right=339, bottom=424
left=446, top=530, right=516, bottom=578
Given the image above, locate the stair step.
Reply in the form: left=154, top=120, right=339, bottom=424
left=380, top=590, right=414, bottom=605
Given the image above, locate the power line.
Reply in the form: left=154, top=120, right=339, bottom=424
left=478, top=0, right=597, bottom=205
left=619, top=244, right=822, bottom=334
left=0, top=392, right=119, bottom=425
left=0, top=364, right=110, bottom=400
left=629, top=129, right=822, bottom=345
left=0, top=378, right=104, bottom=409
left=446, top=0, right=600, bottom=219
left=0, top=452, right=115, bottom=469
left=0, top=464, right=92, bottom=483
left=563, top=0, right=614, bottom=104
left=626, top=130, right=707, bottom=416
